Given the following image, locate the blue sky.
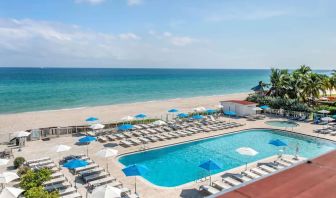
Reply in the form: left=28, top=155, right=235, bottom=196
left=0, top=0, right=335, bottom=69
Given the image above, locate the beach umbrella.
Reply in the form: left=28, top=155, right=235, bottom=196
left=236, top=147, right=258, bottom=170
left=321, top=117, right=334, bottom=122
left=86, top=117, right=98, bottom=122
left=224, top=111, right=236, bottom=116
left=0, top=172, right=19, bottom=184
left=90, top=123, right=105, bottom=130
left=122, top=116, right=134, bottom=122
left=199, top=160, right=221, bottom=185
left=12, top=131, right=30, bottom=138
left=122, top=164, right=149, bottom=194
left=63, top=159, right=88, bottom=169
left=118, top=124, right=134, bottom=131
left=318, top=110, right=330, bottom=114
left=135, top=114, right=147, bottom=119
left=79, top=136, right=97, bottom=143
left=260, top=105, right=270, bottom=110
left=216, top=104, right=223, bottom=109
left=0, top=159, right=9, bottom=166
left=192, top=115, right=204, bottom=120
left=0, top=187, right=24, bottom=198
left=177, top=113, right=189, bottom=118
left=153, top=120, right=166, bottom=126
left=90, top=185, right=122, bottom=198
left=236, top=147, right=258, bottom=156
left=193, top=106, right=206, bottom=112
left=168, top=109, right=178, bottom=113
left=269, top=139, right=287, bottom=147
left=53, top=144, right=71, bottom=153
left=95, top=148, right=118, bottom=172
left=206, top=109, right=216, bottom=114
left=79, top=136, right=97, bottom=155
left=253, top=107, right=263, bottom=111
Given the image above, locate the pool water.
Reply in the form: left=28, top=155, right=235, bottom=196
left=119, top=129, right=335, bottom=187
left=265, top=121, right=299, bottom=128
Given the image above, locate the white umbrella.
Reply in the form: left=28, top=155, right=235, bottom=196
left=90, top=123, right=105, bottom=130
left=53, top=144, right=71, bottom=153
left=216, top=104, right=223, bottom=109
left=90, top=185, right=121, bottom=198
left=0, top=187, right=24, bottom=198
left=253, top=107, right=263, bottom=111
left=321, top=117, right=334, bottom=122
left=318, top=110, right=330, bottom=114
left=0, top=159, right=9, bottom=166
left=193, top=106, right=206, bottom=112
left=153, top=120, right=166, bottom=126
left=96, top=148, right=118, bottom=158
left=121, top=116, right=134, bottom=122
left=95, top=148, right=118, bottom=172
left=12, top=131, right=30, bottom=138
left=0, top=172, right=19, bottom=184
left=236, top=147, right=258, bottom=156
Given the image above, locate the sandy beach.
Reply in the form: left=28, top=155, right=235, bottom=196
left=0, top=92, right=250, bottom=141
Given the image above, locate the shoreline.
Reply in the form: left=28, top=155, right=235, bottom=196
left=0, top=92, right=250, bottom=141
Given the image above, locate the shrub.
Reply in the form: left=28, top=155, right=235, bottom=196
left=13, top=157, right=26, bottom=169
left=17, top=166, right=30, bottom=176
left=24, top=186, right=58, bottom=198
left=20, top=168, right=52, bottom=190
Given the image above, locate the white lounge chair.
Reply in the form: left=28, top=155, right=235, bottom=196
left=251, top=167, right=268, bottom=176
left=120, top=140, right=133, bottom=147
left=212, top=180, right=231, bottom=190
left=199, top=185, right=220, bottom=195
left=223, top=177, right=242, bottom=186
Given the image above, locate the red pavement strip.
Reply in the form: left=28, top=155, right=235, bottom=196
left=218, top=150, right=336, bottom=198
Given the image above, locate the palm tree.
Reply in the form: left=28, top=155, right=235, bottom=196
left=269, top=68, right=289, bottom=97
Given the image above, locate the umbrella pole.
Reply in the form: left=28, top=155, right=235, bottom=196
left=209, top=170, right=211, bottom=185
left=135, top=176, right=137, bottom=194
left=106, top=158, right=109, bottom=173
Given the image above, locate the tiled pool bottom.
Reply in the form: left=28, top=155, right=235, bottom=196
left=119, top=129, right=335, bottom=187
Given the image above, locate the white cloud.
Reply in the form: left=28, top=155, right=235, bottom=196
left=75, top=0, right=105, bottom=5
left=170, top=36, right=193, bottom=46
left=127, top=0, right=142, bottom=6
left=118, top=33, right=141, bottom=40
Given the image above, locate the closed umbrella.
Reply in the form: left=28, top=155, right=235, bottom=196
left=95, top=148, right=118, bottom=172
left=199, top=160, right=221, bottom=185
left=0, top=172, right=19, bottom=184
left=0, top=187, right=24, bottom=198
left=90, top=185, right=122, bottom=198
left=122, top=164, right=149, bottom=194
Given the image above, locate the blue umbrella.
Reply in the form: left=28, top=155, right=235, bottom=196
left=199, top=160, right=222, bottom=184
left=63, top=159, right=88, bottom=169
left=122, top=164, right=149, bottom=193
left=224, top=111, right=236, bottom=116
left=260, top=105, right=270, bottom=110
left=79, top=136, right=97, bottom=143
left=118, top=124, right=134, bottom=131
left=177, top=113, right=189, bottom=118
left=206, top=109, right=216, bottom=114
left=192, top=115, right=204, bottom=120
left=135, top=114, right=147, bottom=119
left=269, top=139, right=287, bottom=147
left=86, top=117, right=98, bottom=122
left=168, top=109, right=179, bottom=113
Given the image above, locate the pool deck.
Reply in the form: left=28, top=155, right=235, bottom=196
left=1, top=116, right=335, bottom=198
left=217, top=150, right=336, bottom=198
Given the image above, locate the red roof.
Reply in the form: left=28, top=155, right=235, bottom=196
left=217, top=150, right=336, bottom=198
left=222, top=100, right=256, bottom=105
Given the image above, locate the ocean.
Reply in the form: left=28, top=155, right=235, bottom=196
left=0, top=68, right=271, bottom=114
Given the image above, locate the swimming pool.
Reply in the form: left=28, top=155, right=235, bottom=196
left=265, top=121, right=299, bottom=128
left=119, top=129, right=335, bottom=187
